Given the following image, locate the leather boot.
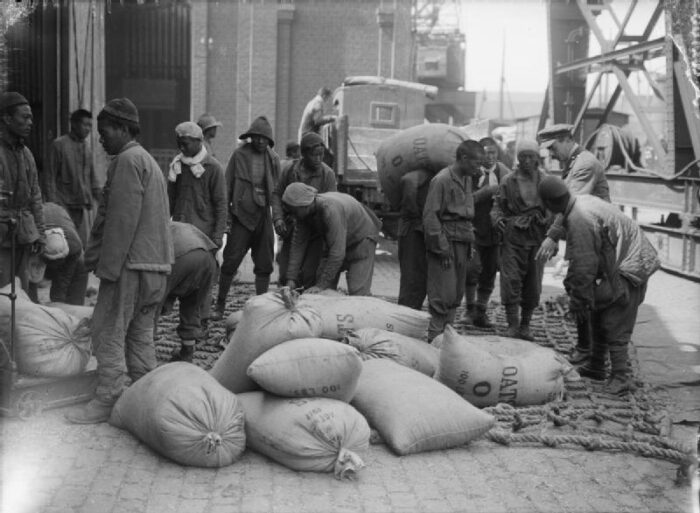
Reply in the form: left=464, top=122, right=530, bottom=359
left=606, top=345, right=634, bottom=395
left=462, top=304, right=475, bottom=325
left=504, top=304, right=520, bottom=338
left=472, top=305, right=493, bottom=328
left=569, top=318, right=592, bottom=363
left=65, top=398, right=113, bottom=424
left=171, top=342, right=195, bottom=364
left=211, top=272, right=234, bottom=320
left=255, top=275, right=270, bottom=295
left=518, top=307, right=535, bottom=341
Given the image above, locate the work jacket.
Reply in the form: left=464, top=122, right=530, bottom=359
left=287, top=192, right=381, bottom=288
left=86, top=141, right=173, bottom=281
left=472, top=161, right=509, bottom=246
left=226, top=144, right=280, bottom=231
left=562, top=194, right=660, bottom=311
left=168, top=152, right=227, bottom=247
left=423, top=166, right=475, bottom=257
left=45, top=133, right=100, bottom=208
left=0, top=132, right=44, bottom=247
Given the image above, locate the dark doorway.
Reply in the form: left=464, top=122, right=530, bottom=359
left=105, top=0, right=191, bottom=171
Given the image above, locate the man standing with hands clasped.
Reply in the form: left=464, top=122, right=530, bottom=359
left=423, top=140, right=484, bottom=342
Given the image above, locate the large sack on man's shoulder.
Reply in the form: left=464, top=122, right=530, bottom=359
left=238, top=392, right=369, bottom=479
left=351, top=359, right=494, bottom=456
left=110, top=362, right=245, bottom=468
left=247, top=338, right=362, bottom=402
left=435, top=326, right=570, bottom=408
left=299, top=294, right=429, bottom=340
left=376, top=123, right=470, bottom=209
left=345, top=327, right=438, bottom=376
left=210, top=288, right=323, bottom=393
left=15, top=303, right=91, bottom=377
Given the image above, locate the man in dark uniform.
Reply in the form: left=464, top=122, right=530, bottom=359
left=423, top=140, right=483, bottom=342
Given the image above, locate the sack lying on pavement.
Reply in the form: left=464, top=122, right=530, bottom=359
left=247, top=338, right=363, bottom=402
left=344, top=327, right=439, bottom=376
left=435, top=326, right=570, bottom=408
left=376, top=123, right=470, bottom=209
left=110, top=362, right=246, bottom=468
left=299, top=294, right=430, bottom=340
left=210, top=288, right=323, bottom=393
left=351, top=359, right=495, bottom=456
left=15, top=303, right=91, bottom=377
left=46, top=302, right=94, bottom=322
left=238, top=391, right=369, bottom=479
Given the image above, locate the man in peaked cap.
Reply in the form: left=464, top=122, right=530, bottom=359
left=0, top=91, right=45, bottom=292
left=211, top=116, right=280, bottom=320
left=538, top=175, right=660, bottom=395
left=196, top=112, right=223, bottom=157
left=67, top=97, right=174, bottom=424
left=536, top=123, right=611, bottom=364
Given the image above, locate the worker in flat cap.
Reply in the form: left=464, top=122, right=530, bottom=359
left=536, top=123, right=611, bottom=364
left=67, top=98, right=174, bottom=424
left=44, top=108, right=101, bottom=247
left=196, top=113, right=223, bottom=157
left=423, top=140, right=483, bottom=342
left=0, top=91, right=46, bottom=292
left=212, top=116, right=280, bottom=319
left=272, top=132, right=337, bottom=288
left=491, top=139, right=552, bottom=340
left=282, top=183, right=381, bottom=295
left=538, top=176, right=659, bottom=395
left=168, top=120, right=227, bottom=330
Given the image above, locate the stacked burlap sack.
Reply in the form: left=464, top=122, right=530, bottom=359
left=0, top=280, right=93, bottom=378
left=106, top=288, right=572, bottom=478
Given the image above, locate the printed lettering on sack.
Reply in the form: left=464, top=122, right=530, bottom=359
left=385, top=322, right=394, bottom=331
left=498, top=366, right=519, bottom=405
left=335, top=313, right=354, bottom=337
left=472, top=381, right=492, bottom=397
left=455, top=370, right=470, bottom=397
left=412, top=137, right=429, bottom=167
left=293, top=384, right=342, bottom=397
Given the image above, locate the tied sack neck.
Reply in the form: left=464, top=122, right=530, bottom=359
left=169, top=146, right=208, bottom=181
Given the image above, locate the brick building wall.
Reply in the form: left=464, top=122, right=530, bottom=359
left=201, top=0, right=413, bottom=165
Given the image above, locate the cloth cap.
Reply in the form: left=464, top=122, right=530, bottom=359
left=286, top=140, right=300, bottom=153
left=175, top=121, right=203, bottom=140
left=282, top=182, right=317, bottom=207
left=197, top=113, right=223, bottom=131
left=101, top=98, right=139, bottom=124
left=0, top=92, right=29, bottom=112
left=43, top=227, right=70, bottom=261
left=26, top=253, right=46, bottom=284
left=239, top=116, right=274, bottom=147
left=300, top=132, right=325, bottom=152
left=537, top=123, right=573, bottom=148
left=538, top=175, right=570, bottom=201
left=516, top=139, right=540, bottom=156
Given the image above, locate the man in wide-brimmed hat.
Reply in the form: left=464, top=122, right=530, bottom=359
left=212, top=116, right=280, bottom=319
left=196, top=112, right=223, bottom=157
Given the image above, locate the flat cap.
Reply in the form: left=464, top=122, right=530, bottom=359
left=282, top=182, right=317, bottom=207
left=197, top=113, right=223, bottom=131
left=537, top=123, right=573, bottom=148
left=0, top=92, right=29, bottom=111
left=300, top=132, right=325, bottom=152
left=101, top=98, right=139, bottom=124
left=538, top=175, right=570, bottom=201
left=175, top=121, right=203, bottom=140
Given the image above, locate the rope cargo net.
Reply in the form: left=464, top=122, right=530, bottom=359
left=153, top=283, right=698, bottom=484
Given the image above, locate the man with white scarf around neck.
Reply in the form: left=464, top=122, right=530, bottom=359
left=167, top=121, right=227, bottom=329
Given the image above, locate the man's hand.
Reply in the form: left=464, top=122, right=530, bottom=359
left=273, top=219, right=288, bottom=238
left=536, top=237, right=558, bottom=262
left=495, top=218, right=507, bottom=233
left=286, top=280, right=298, bottom=291
left=31, top=238, right=45, bottom=255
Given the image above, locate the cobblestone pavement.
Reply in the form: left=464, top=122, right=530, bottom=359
left=2, top=237, right=698, bottom=513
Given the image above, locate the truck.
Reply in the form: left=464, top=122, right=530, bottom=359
left=323, top=76, right=440, bottom=238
